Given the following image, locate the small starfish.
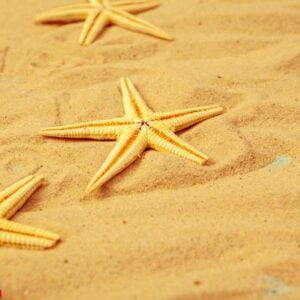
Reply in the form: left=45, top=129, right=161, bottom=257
left=40, top=78, right=224, bottom=193
left=0, top=175, right=60, bottom=249
left=35, top=0, right=172, bottom=45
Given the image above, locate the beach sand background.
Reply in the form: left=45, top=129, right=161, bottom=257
left=0, top=0, right=300, bottom=299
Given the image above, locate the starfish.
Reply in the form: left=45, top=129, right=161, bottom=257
left=0, top=175, right=60, bottom=249
left=35, top=0, right=172, bottom=46
left=40, top=78, right=224, bottom=193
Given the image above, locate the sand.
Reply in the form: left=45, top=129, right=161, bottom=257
left=0, top=0, right=300, bottom=299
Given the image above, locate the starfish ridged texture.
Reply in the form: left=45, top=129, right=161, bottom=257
left=0, top=175, right=60, bottom=250
left=35, top=0, right=172, bottom=46
left=40, top=78, right=224, bottom=193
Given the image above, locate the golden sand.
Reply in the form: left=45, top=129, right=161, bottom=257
left=0, top=0, right=299, bottom=299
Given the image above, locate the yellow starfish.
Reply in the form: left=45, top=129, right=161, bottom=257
left=35, top=0, right=172, bottom=46
left=40, top=78, right=224, bottom=193
left=0, top=175, right=60, bottom=249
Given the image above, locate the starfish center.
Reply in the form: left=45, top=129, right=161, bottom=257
left=138, top=120, right=150, bottom=129
left=92, top=0, right=108, bottom=10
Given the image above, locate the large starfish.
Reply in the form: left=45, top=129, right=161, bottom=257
left=40, top=78, right=224, bottom=193
left=0, top=175, right=60, bottom=249
left=35, top=0, right=172, bottom=46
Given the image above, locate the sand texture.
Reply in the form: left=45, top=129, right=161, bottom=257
left=0, top=0, right=300, bottom=299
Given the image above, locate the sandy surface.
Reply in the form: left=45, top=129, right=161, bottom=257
left=1, top=0, right=300, bottom=299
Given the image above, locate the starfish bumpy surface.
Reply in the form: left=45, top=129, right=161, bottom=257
left=0, top=175, right=60, bottom=249
left=40, top=78, right=224, bottom=193
left=35, top=0, right=172, bottom=45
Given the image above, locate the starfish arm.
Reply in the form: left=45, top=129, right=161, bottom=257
left=150, top=105, right=224, bottom=132
left=86, top=127, right=147, bottom=193
left=79, top=10, right=109, bottom=45
left=35, top=4, right=91, bottom=23
left=0, top=219, right=59, bottom=242
left=112, top=0, right=159, bottom=13
left=120, top=77, right=153, bottom=118
left=0, top=175, right=34, bottom=205
left=0, top=219, right=60, bottom=249
left=0, top=176, right=44, bottom=219
left=40, top=118, right=133, bottom=140
left=89, top=0, right=102, bottom=4
left=107, top=7, right=172, bottom=40
left=148, top=124, right=209, bottom=164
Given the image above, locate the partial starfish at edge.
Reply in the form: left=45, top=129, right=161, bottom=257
left=35, top=0, right=172, bottom=45
left=40, top=78, right=224, bottom=193
left=0, top=175, right=60, bottom=249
